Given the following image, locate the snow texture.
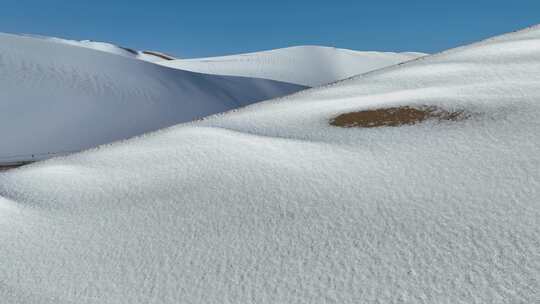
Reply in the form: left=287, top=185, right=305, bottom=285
left=1, top=26, right=540, bottom=303
left=25, top=34, right=174, bottom=62
left=0, top=33, right=305, bottom=162
left=160, top=46, right=425, bottom=86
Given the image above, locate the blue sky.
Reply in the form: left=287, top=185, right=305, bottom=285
left=1, top=0, right=539, bottom=58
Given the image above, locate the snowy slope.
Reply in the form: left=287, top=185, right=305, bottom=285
left=160, top=46, right=425, bottom=86
left=0, top=33, right=304, bottom=163
left=26, top=34, right=175, bottom=62
left=2, top=25, right=540, bottom=304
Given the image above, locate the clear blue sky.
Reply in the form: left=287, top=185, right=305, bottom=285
left=1, top=0, right=539, bottom=58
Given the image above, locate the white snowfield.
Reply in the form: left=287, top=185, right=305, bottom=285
left=26, top=34, right=174, bottom=62
left=160, top=46, right=426, bottom=86
left=0, top=33, right=305, bottom=163
left=2, top=25, right=540, bottom=304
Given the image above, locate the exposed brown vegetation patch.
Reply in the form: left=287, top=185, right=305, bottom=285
left=142, top=51, right=176, bottom=61
left=330, top=105, right=468, bottom=128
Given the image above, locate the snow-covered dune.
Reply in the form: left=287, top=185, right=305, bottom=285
left=0, top=33, right=305, bottom=163
left=2, top=25, right=540, bottom=303
left=25, top=34, right=175, bottom=62
left=160, top=46, right=425, bottom=86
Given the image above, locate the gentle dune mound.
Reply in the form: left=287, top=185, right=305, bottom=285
left=160, top=46, right=426, bottom=86
left=330, top=105, right=468, bottom=128
left=0, top=33, right=305, bottom=163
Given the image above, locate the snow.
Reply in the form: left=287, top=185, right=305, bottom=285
left=160, top=46, right=426, bottom=86
left=26, top=34, right=175, bottom=62
left=0, top=33, right=305, bottom=163
left=1, top=25, right=540, bottom=303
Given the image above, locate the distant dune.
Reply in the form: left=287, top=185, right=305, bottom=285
left=160, top=46, right=426, bottom=86
left=23, top=34, right=175, bottom=62
left=0, top=33, right=304, bottom=163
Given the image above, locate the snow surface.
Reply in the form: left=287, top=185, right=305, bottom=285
left=26, top=34, right=174, bottom=62
left=2, top=25, right=540, bottom=303
left=0, top=33, right=305, bottom=163
left=160, top=46, right=426, bottom=86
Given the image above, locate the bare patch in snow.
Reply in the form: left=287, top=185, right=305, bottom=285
left=330, top=105, right=469, bottom=128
